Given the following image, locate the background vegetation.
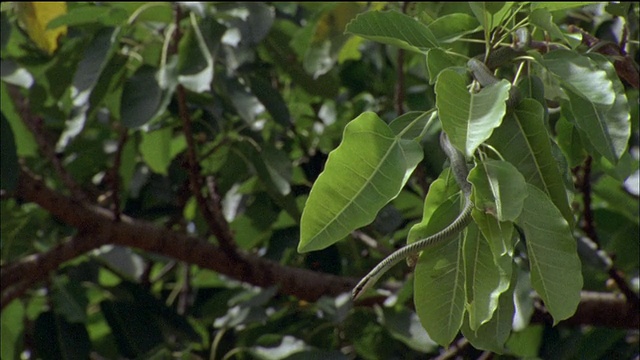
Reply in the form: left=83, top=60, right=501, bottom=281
left=1, top=2, right=638, bottom=359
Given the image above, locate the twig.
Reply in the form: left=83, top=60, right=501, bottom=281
left=394, top=2, right=410, bottom=116
left=574, top=156, right=639, bottom=309
left=107, top=127, right=128, bottom=221
left=171, top=4, right=239, bottom=260
left=5, top=85, right=89, bottom=202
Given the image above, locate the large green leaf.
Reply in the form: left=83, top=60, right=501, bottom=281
left=468, top=159, right=528, bottom=222
left=436, top=69, right=511, bottom=157
left=427, top=13, right=480, bottom=44
left=345, top=10, right=438, bottom=53
left=487, top=99, right=573, bottom=225
left=564, top=54, right=630, bottom=164
left=469, top=2, right=513, bottom=33
left=471, top=210, right=514, bottom=261
left=463, top=223, right=511, bottom=331
left=517, top=185, right=582, bottom=324
left=414, top=195, right=466, bottom=346
left=461, top=268, right=515, bottom=353
left=121, top=65, right=164, bottom=128
left=407, top=168, right=459, bottom=245
left=299, top=112, right=423, bottom=252
left=543, top=50, right=614, bottom=107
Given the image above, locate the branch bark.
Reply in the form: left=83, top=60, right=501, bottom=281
left=1, top=168, right=638, bottom=330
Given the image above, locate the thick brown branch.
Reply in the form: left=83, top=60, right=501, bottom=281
left=2, top=169, right=638, bottom=329
left=3, top=168, right=355, bottom=309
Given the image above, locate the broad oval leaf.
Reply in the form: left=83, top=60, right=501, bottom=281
left=487, top=99, right=573, bottom=225
left=414, top=196, right=466, bottom=346
left=561, top=54, right=630, bottom=164
left=299, top=112, right=423, bottom=252
left=518, top=184, right=583, bottom=324
left=407, top=168, right=459, bottom=245
left=121, top=66, right=163, bottom=128
left=345, top=10, right=438, bottom=53
left=468, top=159, right=528, bottom=222
left=427, top=13, right=481, bottom=44
left=436, top=69, right=511, bottom=157
left=463, top=223, right=512, bottom=331
left=461, top=270, right=515, bottom=352
left=543, top=50, right=615, bottom=107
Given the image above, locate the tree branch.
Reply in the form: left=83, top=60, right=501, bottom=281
left=2, top=169, right=638, bottom=329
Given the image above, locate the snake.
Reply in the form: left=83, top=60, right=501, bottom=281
left=351, top=46, right=523, bottom=300
left=352, top=132, right=474, bottom=300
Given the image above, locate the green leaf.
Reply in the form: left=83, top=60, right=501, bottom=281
left=427, top=13, right=480, bottom=43
left=1, top=83, right=37, bottom=157
left=414, top=195, right=466, bottom=346
left=530, top=2, right=596, bottom=12
left=517, top=184, right=582, bottom=324
left=471, top=210, right=514, bottom=260
left=562, top=54, right=630, bottom=164
left=461, top=270, right=515, bottom=353
left=52, top=276, right=88, bottom=323
left=435, top=69, right=511, bottom=157
left=299, top=112, right=423, bottom=252
left=469, top=2, right=512, bottom=32
left=248, top=75, right=292, bottom=127
left=463, top=223, right=511, bottom=330
left=388, top=110, right=435, bottom=140
left=487, top=99, right=573, bottom=225
left=139, top=127, right=185, bottom=175
left=345, top=10, right=438, bottom=53
left=302, top=3, right=362, bottom=78
left=121, top=65, right=163, bottom=128
left=530, top=8, right=581, bottom=48
left=34, top=311, right=91, bottom=360
left=381, top=307, right=438, bottom=353
left=407, top=169, right=459, bottom=245
left=1, top=300, right=24, bottom=360
left=100, top=300, right=164, bottom=358
left=47, top=4, right=128, bottom=27
left=543, top=50, right=615, bottom=107
left=468, top=159, right=528, bottom=222
left=0, top=113, right=19, bottom=192
left=425, top=48, right=465, bottom=85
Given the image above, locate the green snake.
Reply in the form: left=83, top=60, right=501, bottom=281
left=352, top=50, right=520, bottom=300
left=352, top=133, right=474, bottom=300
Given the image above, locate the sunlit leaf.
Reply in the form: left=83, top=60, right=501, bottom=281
left=487, top=99, right=573, bottom=225
left=461, top=271, right=515, bottom=352
left=468, top=159, right=528, bottom=222
left=346, top=10, right=438, bottom=53
left=518, top=185, right=582, bottom=324
left=299, top=112, right=423, bottom=252
left=427, top=13, right=480, bottom=43
left=561, top=53, right=630, bottom=164
left=16, top=2, right=67, bottom=54
left=436, top=69, right=511, bottom=157
left=1, top=300, right=24, bottom=360
left=381, top=307, right=438, bottom=353
left=469, top=2, right=512, bottom=33
left=414, top=195, right=466, bottom=346
left=463, top=223, right=511, bottom=331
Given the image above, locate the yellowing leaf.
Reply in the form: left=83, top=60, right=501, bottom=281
left=17, top=2, right=67, bottom=54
